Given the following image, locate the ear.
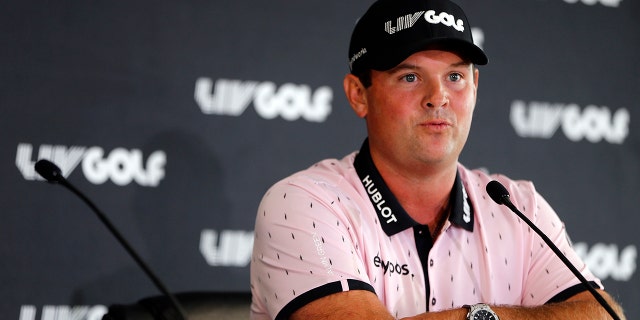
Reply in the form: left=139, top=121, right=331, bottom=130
left=471, top=67, right=479, bottom=109
left=473, top=67, right=479, bottom=92
left=343, top=73, right=368, bottom=118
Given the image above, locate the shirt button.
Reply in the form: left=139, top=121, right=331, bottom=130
left=429, top=259, right=434, bottom=267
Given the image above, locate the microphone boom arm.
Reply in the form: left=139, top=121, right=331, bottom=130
left=35, top=159, right=188, bottom=320
left=487, top=180, right=620, bottom=320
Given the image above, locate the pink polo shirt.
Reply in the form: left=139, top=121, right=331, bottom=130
left=250, top=145, right=601, bottom=320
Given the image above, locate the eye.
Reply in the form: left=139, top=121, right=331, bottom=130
left=402, top=73, right=418, bottom=83
left=448, top=72, right=462, bottom=82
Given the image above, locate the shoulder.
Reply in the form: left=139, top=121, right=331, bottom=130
left=457, top=164, right=547, bottom=223
left=262, top=152, right=361, bottom=201
left=256, top=151, right=368, bottom=228
left=457, top=164, right=538, bottom=202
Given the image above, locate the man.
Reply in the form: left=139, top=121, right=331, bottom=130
left=250, top=0, right=626, bottom=319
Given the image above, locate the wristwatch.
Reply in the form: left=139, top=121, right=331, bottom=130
left=464, top=303, right=499, bottom=320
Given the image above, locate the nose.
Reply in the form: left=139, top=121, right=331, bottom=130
left=424, top=80, right=448, bottom=108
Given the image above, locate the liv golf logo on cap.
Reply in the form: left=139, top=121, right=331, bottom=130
left=384, top=9, right=465, bottom=35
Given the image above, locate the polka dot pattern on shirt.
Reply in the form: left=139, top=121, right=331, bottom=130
left=249, top=154, right=602, bottom=319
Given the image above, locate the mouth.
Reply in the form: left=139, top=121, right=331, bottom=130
left=420, top=119, right=452, bottom=131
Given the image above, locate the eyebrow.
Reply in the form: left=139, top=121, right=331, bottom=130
left=386, top=60, right=472, bottom=74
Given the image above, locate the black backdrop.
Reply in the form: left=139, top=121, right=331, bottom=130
left=2, top=1, right=638, bottom=319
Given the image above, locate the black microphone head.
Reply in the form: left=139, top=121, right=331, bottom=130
left=35, top=159, right=65, bottom=183
left=486, top=180, right=511, bottom=205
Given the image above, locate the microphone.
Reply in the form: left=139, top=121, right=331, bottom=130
left=34, top=159, right=65, bottom=183
left=35, top=159, right=188, bottom=320
left=485, top=180, right=621, bottom=320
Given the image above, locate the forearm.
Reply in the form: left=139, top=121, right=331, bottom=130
left=403, top=292, right=625, bottom=320
left=491, top=298, right=626, bottom=320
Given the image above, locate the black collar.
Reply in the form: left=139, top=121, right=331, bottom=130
left=353, top=139, right=474, bottom=236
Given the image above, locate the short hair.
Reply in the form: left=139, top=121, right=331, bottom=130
left=354, top=69, right=372, bottom=88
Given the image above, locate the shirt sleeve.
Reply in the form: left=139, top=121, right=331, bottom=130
left=514, top=183, right=603, bottom=305
left=250, top=177, right=375, bottom=320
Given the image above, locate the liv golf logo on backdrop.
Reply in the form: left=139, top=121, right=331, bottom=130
left=19, top=305, right=106, bottom=320
left=575, top=242, right=637, bottom=281
left=563, top=0, right=623, bottom=7
left=200, top=229, right=254, bottom=267
left=16, top=143, right=166, bottom=187
left=510, top=100, right=630, bottom=144
left=194, top=78, right=333, bottom=122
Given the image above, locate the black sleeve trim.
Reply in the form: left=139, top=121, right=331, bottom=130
left=274, top=279, right=375, bottom=320
left=545, top=281, right=602, bottom=304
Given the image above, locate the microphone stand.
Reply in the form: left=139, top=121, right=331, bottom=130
left=486, top=180, right=621, bottom=320
left=35, top=160, right=188, bottom=320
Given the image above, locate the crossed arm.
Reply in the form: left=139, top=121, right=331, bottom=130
left=290, top=288, right=625, bottom=320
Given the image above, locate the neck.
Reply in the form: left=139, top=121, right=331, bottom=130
left=372, top=155, right=458, bottom=227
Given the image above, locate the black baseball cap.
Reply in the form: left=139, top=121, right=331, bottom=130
left=348, top=0, right=488, bottom=75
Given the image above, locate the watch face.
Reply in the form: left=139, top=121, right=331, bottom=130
left=472, top=310, right=497, bottom=320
